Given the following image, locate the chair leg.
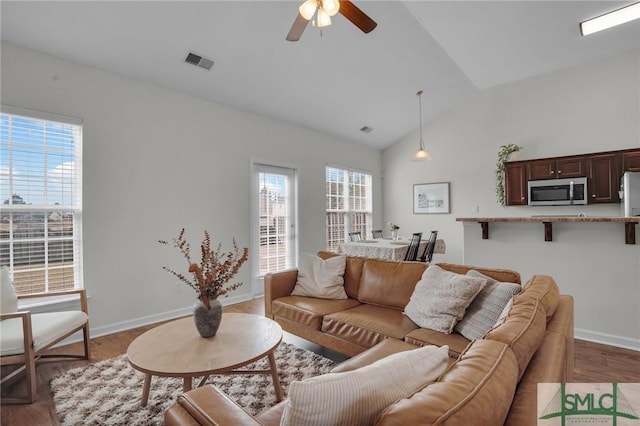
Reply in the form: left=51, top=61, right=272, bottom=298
left=24, top=352, right=36, bottom=404
left=82, top=323, right=91, bottom=360
left=23, top=313, right=36, bottom=403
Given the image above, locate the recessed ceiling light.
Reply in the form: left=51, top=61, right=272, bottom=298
left=580, top=2, right=640, bottom=36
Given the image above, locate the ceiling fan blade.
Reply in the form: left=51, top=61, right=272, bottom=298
left=286, top=13, right=309, bottom=42
left=339, top=0, right=377, bottom=34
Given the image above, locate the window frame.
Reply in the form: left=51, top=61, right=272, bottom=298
left=1, top=104, right=83, bottom=295
left=250, top=161, right=299, bottom=296
left=325, top=165, right=373, bottom=252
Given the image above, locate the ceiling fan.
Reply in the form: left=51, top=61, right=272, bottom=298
left=286, top=0, right=377, bottom=42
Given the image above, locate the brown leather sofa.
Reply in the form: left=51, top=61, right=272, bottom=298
left=165, top=252, right=574, bottom=425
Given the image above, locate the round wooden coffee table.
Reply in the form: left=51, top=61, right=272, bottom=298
left=127, top=313, right=284, bottom=406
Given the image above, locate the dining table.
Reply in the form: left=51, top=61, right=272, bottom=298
left=339, top=237, right=446, bottom=261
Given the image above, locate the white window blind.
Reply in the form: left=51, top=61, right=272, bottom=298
left=0, top=105, right=83, bottom=295
left=325, top=166, right=372, bottom=252
left=257, top=166, right=295, bottom=276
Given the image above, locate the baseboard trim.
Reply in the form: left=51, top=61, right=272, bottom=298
left=574, top=328, right=640, bottom=352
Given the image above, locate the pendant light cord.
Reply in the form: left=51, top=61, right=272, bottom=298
left=417, top=90, right=424, bottom=150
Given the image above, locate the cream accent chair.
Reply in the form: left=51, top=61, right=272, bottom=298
left=0, top=266, right=90, bottom=404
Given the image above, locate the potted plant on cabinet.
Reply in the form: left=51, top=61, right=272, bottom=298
left=495, top=144, right=523, bottom=207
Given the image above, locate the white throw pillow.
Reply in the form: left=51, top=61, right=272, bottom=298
left=280, top=345, right=449, bottom=426
left=454, top=270, right=521, bottom=340
left=404, top=265, right=487, bottom=333
left=291, top=253, right=347, bottom=299
left=0, top=267, right=18, bottom=314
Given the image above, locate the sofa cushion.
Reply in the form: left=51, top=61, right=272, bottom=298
left=520, top=275, right=560, bottom=319
left=255, top=401, right=287, bottom=426
left=291, top=253, right=347, bottom=299
left=483, top=294, right=547, bottom=381
left=437, top=262, right=521, bottom=284
left=281, top=345, right=450, bottom=426
left=317, top=251, right=364, bottom=299
left=376, top=339, right=519, bottom=426
left=357, top=259, right=427, bottom=310
left=322, top=304, right=419, bottom=348
left=404, top=265, right=487, bottom=333
left=404, top=328, right=471, bottom=359
left=272, top=296, right=361, bottom=330
left=1, top=311, right=88, bottom=356
left=454, top=270, right=521, bottom=340
left=331, top=338, right=422, bottom=374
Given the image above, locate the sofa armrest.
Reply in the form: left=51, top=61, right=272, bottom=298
left=164, top=385, right=264, bottom=426
left=264, top=268, right=298, bottom=319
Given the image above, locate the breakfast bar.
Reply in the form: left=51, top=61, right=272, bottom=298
left=456, top=216, right=640, bottom=244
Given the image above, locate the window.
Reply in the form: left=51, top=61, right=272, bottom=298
left=252, top=163, right=297, bottom=294
left=0, top=105, right=82, bottom=295
left=325, top=166, right=372, bottom=252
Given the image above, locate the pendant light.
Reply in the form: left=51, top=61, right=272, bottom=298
left=412, top=90, right=431, bottom=161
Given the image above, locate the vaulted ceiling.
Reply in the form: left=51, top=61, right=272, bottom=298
left=2, top=1, right=639, bottom=149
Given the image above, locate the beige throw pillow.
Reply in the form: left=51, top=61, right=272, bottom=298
left=491, top=298, right=515, bottom=331
left=454, top=270, right=521, bottom=340
left=280, top=345, right=449, bottom=426
left=404, top=265, right=487, bottom=333
left=291, top=253, right=347, bottom=299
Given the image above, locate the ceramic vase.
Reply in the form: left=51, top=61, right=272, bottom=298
left=193, top=298, right=223, bottom=337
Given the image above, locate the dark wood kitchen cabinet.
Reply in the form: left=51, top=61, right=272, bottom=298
left=622, top=151, right=640, bottom=172
left=528, top=157, right=588, bottom=180
left=588, top=153, right=620, bottom=203
left=505, top=162, right=527, bottom=205
left=503, top=148, right=639, bottom=206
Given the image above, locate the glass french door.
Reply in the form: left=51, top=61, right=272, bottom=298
left=251, top=163, right=297, bottom=295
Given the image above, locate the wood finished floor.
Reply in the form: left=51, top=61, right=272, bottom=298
left=1, top=297, right=639, bottom=425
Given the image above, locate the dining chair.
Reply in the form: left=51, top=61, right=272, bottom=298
left=348, top=232, right=363, bottom=242
left=0, top=267, right=91, bottom=404
left=403, top=232, right=423, bottom=261
left=371, top=229, right=383, bottom=239
left=419, top=230, right=439, bottom=263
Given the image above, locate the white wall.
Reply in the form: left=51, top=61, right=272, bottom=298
left=1, top=42, right=382, bottom=335
left=383, top=48, right=640, bottom=349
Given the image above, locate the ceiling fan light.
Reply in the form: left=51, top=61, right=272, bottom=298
left=299, top=0, right=318, bottom=20
left=322, top=0, right=340, bottom=17
left=316, top=8, right=332, bottom=27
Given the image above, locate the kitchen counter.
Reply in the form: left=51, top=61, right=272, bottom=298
left=456, top=216, right=640, bottom=244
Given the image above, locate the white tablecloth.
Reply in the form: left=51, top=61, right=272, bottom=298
left=339, top=238, right=445, bottom=261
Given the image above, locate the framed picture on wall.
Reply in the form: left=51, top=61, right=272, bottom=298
left=413, top=182, right=450, bottom=214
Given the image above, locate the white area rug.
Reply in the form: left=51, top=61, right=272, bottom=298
left=51, top=342, right=335, bottom=425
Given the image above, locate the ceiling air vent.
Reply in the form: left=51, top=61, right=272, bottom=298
left=184, top=51, right=214, bottom=71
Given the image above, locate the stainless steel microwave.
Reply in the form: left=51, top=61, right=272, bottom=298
left=528, top=177, right=588, bottom=206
